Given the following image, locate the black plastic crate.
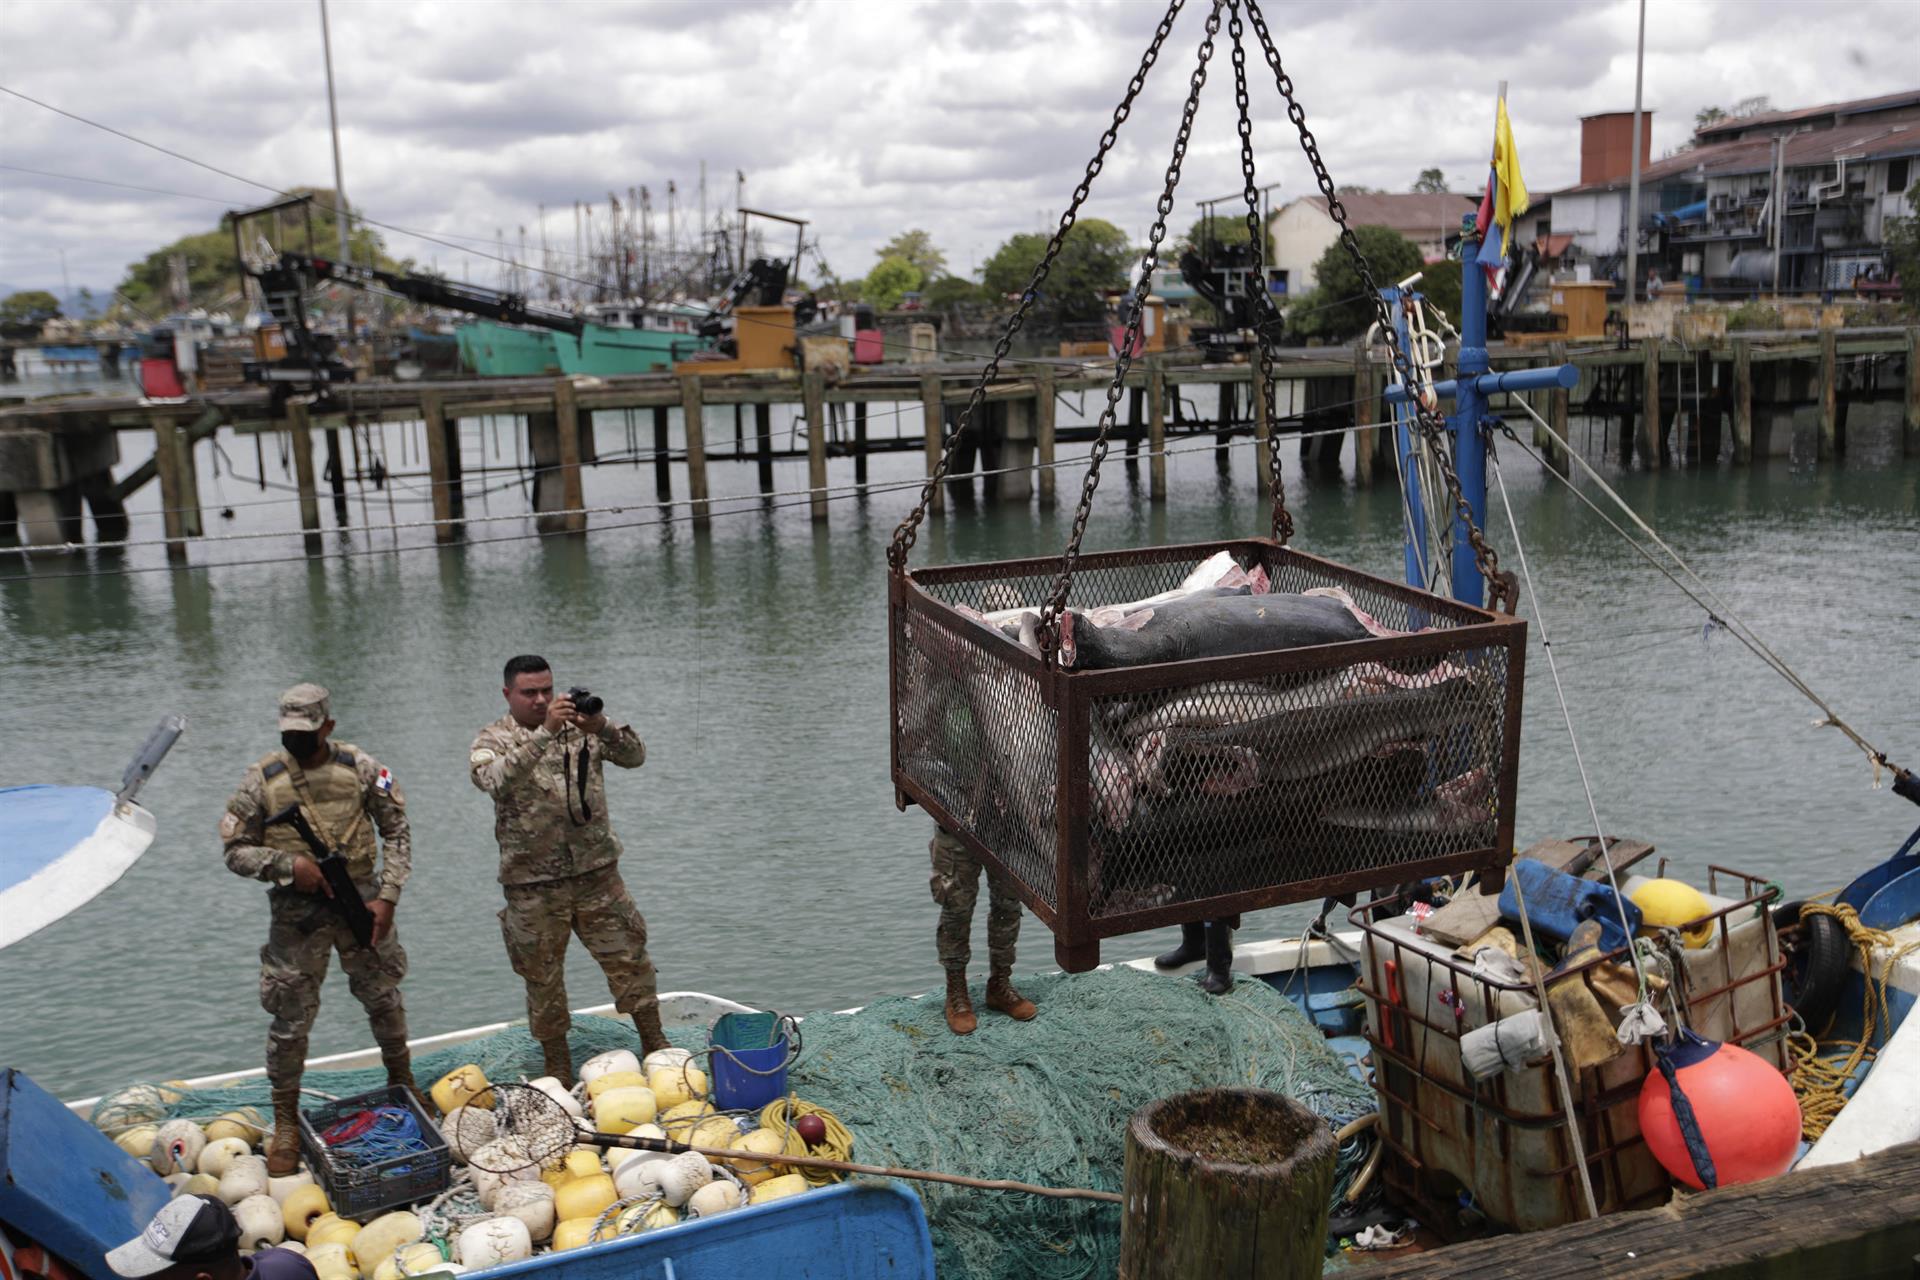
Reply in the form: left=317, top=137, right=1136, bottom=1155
left=297, top=1083, right=450, bottom=1217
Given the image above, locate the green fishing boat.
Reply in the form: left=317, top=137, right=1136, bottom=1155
left=457, top=320, right=562, bottom=377
left=553, top=303, right=714, bottom=375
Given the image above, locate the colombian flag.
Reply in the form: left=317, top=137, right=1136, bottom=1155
left=1475, top=94, right=1530, bottom=286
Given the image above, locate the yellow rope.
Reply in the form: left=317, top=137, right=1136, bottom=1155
left=758, top=1096, right=854, bottom=1185
left=1788, top=903, right=1920, bottom=1140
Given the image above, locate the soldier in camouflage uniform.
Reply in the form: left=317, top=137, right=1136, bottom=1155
left=220, top=683, right=412, bottom=1175
left=930, top=825, right=1036, bottom=1035
left=470, top=654, right=665, bottom=1085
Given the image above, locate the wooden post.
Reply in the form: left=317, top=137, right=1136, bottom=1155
left=551, top=379, right=587, bottom=532
left=651, top=405, right=672, bottom=500
left=853, top=400, right=869, bottom=489
left=1640, top=338, right=1661, bottom=469
left=322, top=426, right=350, bottom=526
left=920, top=371, right=944, bottom=515
left=1252, top=368, right=1273, bottom=497
left=678, top=374, right=710, bottom=526
left=1035, top=366, right=1057, bottom=505
left=420, top=391, right=459, bottom=543
left=286, top=401, right=322, bottom=555
left=1351, top=341, right=1377, bottom=487
left=1118, top=1088, right=1335, bottom=1280
left=1731, top=338, right=1753, bottom=465
left=754, top=403, right=774, bottom=495
left=152, top=421, right=189, bottom=563
left=803, top=371, right=829, bottom=523
left=1147, top=361, right=1167, bottom=501
left=1126, top=385, right=1143, bottom=466
left=1906, top=327, right=1920, bottom=459
left=1543, top=340, right=1571, bottom=474
left=1818, top=327, right=1839, bottom=462
left=1216, top=382, right=1234, bottom=473
left=733, top=402, right=744, bottom=459
left=173, top=423, right=204, bottom=538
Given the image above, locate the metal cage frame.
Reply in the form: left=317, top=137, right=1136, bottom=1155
left=889, top=537, right=1528, bottom=970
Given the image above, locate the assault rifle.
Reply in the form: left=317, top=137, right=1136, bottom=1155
left=264, top=803, right=377, bottom=948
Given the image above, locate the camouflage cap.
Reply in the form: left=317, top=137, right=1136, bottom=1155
left=277, top=683, right=332, bottom=731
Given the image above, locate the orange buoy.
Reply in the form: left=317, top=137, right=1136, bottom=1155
left=1638, top=1032, right=1800, bottom=1190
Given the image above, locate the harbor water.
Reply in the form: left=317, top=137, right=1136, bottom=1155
left=2, top=379, right=1917, bottom=1100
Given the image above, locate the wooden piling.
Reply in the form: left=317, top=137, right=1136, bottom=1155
left=420, top=392, right=460, bottom=543
left=322, top=426, right=350, bottom=526
left=1126, top=385, right=1143, bottom=465
left=1147, top=362, right=1167, bottom=501
left=920, top=371, right=944, bottom=514
left=853, top=400, right=869, bottom=489
left=754, top=403, right=774, bottom=495
left=678, top=374, right=710, bottom=526
left=1216, top=382, right=1234, bottom=473
left=549, top=379, right=587, bottom=532
left=1035, top=366, right=1057, bottom=504
left=1544, top=340, right=1571, bottom=474
left=1818, top=328, right=1839, bottom=462
left=1640, top=339, right=1661, bottom=469
left=1118, top=1088, right=1334, bottom=1280
left=152, top=421, right=190, bottom=563
left=803, top=371, right=829, bottom=523
left=1351, top=342, right=1377, bottom=487
left=651, top=405, right=671, bottom=500
left=1906, top=327, right=1920, bottom=458
left=286, top=401, right=322, bottom=555
left=173, top=424, right=204, bottom=539
left=1732, top=338, right=1753, bottom=464
left=1252, top=369, right=1273, bottom=496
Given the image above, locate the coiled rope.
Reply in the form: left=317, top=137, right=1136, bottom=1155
left=1788, top=902, right=1920, bottom=1140
left=758, top=1096, right=854, bottom=1185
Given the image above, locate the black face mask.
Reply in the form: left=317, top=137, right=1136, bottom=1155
left=281, top=729, right=322, bottom=760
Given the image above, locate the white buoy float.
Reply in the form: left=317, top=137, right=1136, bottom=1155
left=490, top=1182, right=556, bottom=1245
left=233, top=1195, right=285, bottom=1251
left=454, top=1217, right=531, bottom=1269
left=579, top=1049, right=640, bottom=1086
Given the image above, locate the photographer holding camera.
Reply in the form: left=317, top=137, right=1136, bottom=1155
left=469, top=654, right=668, bottom=1082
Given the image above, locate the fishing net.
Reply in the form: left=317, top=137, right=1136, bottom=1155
left=91, top=967, right=1371, bottom=1280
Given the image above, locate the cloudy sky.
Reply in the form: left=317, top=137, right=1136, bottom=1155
left=3, top=0, right=1916, bottom=299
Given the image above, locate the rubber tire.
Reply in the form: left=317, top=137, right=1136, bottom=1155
left=1779, top=900, right=1850, bottom=1036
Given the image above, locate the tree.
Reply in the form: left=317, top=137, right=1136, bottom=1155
left=981, top=217, right=1133, bottom=323
left=1336, top=184, right=1382, bottom=196
left=1288, top=225, right=1427, bottom=341
left=1882, top=180, right=1920, bottom=313
left=1694, top=105, right=1729, bottom=133
left=1732, top=95, right=1772, bottom=119
left=0, top=289, right=62, bottom=338
left=116, top=187, right=401, bottom=314
left=922, top=275, right=984, bottom=308
left=861, top=256, right=922, bottom=311
left=1412, top=168, right=1449, bottom=194
left=874, top=229, right=947, bottom=281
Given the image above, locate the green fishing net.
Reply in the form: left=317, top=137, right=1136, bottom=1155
left=92, top=966, right=1372, bottom=1280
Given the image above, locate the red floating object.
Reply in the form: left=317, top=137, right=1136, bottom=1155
left=1638, top=1033, right=1800, bottom=1190
left=793, top=1113, right=828, bottom=1149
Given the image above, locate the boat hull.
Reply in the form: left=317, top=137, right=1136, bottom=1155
left=554, top=322, right=709, bottom=375
left=457, top=322, right=561, bottom=377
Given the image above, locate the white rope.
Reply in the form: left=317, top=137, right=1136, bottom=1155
left=1502, top=394, right=1901, bottom=783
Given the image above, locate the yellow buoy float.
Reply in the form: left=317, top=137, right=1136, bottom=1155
left=282, top=1185, right=331, bottom=1241
left=552, top=1173, right=617, bottom=1223
left=749, top=1174, right=810, bottom=1205
left=1630, top=878, right=1715, bottom=947
left=305, top=1244, right=356, bottom=1280
left=584, top=1070, right=648, bottom=1101
left=431, top=1065, right=493, bottom=1114
left=647, top=1065, right=707, bottom=1110
left=591, top=1086, right=657, bottom=1135
left=725, top=1129, right=788, bottom=1186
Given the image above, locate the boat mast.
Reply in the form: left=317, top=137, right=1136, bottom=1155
left=1625, top=0, right=1646, bottom=305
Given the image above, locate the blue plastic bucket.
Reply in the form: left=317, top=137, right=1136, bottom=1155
left=709, top=1012, right=792, bottom=1110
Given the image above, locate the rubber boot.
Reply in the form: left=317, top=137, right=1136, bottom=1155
left=943, top=969, right=977, bottom=1036
left=631, top=1005, right=671, bottom=1057
left=266, top=1088, right=302, bottom=1176
left=1154, top=922, right=1207, bottom=970
left=380, top=1046, right=428, bottom=1112
left=1198, top=920, right=1235, bottom=995
left=986, top=972, right=1037, bottom=1021
left=540, top=1037, right=575, bottom=1089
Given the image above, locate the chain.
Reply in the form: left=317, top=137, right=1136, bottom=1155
left=1227, top=3, right=1291, bottom=543
left=1033, top=0, right=1226, bottom=653
left=885, top=0, right=1186, bottom=574
left=1243, top=0, right=1517, bottom=613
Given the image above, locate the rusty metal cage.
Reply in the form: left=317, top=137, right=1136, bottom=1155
left=889, top=538, right=1528, bottom=970
left=1353, top=866, right=1787, bottom=1236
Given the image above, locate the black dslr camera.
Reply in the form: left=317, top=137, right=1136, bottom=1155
left=567, top=686, right=605, bottom=718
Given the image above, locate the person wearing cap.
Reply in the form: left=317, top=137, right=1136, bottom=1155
left=219, top=683, right=413, bottom=1175
left=108, top=1195, right=317, bottom=1280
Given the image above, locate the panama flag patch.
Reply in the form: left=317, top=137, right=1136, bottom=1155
left=375, top=767, right=394, bottom=793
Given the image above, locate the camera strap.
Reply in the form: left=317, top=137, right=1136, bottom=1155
left=563, top=731, right=593, bottom=826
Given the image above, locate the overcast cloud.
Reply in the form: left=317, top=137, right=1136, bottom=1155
left=3, top=0, right=1916, bottom=298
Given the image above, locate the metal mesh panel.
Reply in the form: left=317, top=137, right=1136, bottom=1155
left=891, top=540, right=1524, bottom=960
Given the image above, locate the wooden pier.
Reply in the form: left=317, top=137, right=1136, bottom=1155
left=1, top=328, right=1915, bottom=556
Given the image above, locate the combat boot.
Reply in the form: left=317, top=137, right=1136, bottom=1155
left=380, top=1045, right=428, bottom=1112
left=266, top=1087, right=303, bottom=1176
left=943, top=969, right=977, bottom=1035
left=540, top=1037, right=575, bottom=1089
left=1154, top=922, right=1207, bottom=970
left=985, top=972, right=1037, bottom=1021
left=631, top=1005, right=671, bottom=1056
left=1198, top=920, right=1235, bottom=995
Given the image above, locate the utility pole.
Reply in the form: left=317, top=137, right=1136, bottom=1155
left=1624, top=0, right=1646, bottom=307
left=318, top=0, right=353, bottom=335
left=1771, top=134, right=1787, bottom=295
